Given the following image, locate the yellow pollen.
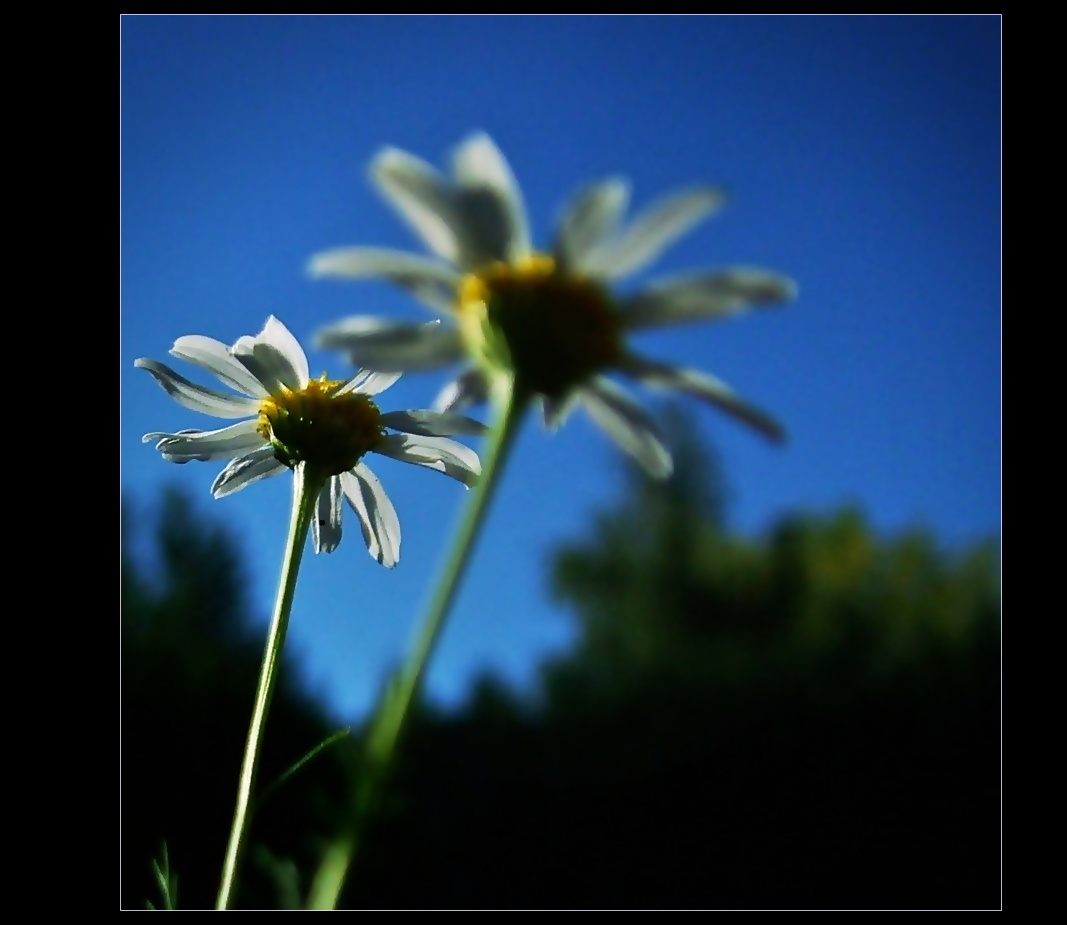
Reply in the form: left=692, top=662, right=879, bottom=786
left=256, top=374, right=384, bottom=476
left=456, top=253, right=623, bottom=399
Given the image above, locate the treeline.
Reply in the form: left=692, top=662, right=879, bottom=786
left=121, top=426, right=999, bottom=909
left=121, top=490, right=354, bottom=910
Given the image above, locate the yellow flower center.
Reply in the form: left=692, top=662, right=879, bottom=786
left=256, top=374, right=384, bottom=476
left=456, top=253, right=624, bottom=399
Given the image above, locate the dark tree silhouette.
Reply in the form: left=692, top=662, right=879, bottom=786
left=121, top=487, right=353, bottom=909
left=341, top=414, right=1000, bottom=910
left=122, top=415, right=1000, bottom=909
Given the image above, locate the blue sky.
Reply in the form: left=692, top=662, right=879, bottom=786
left=121, top=15, right=1001, bottom=722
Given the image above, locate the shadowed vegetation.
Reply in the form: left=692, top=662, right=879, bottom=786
left=343, top=418, right=1000, bottom=909
left=121, top=488, right=354, bottom=909
left=122, top=419, right=999, bottom=908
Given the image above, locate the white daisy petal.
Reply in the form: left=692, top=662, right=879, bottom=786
left=231, top=315, right=309, bottom=393
left=433, top=367, right=491, bottom=413
left=142, top=420, right=264, bottom=463
left=262, top=315, right=311, bottom=386
left=170, top=335, right=269, bottom=398
left=579, top=377, right=673, bottom=479
left=375, top=433, right=481, bottom=487
left=620, top=269, right=798, bottom=330
left=453, top=132, right=531, bottom=264
left=135, top=358, right=262, bottom=419
left=312, top=476, right=344, bottom=554
left=316, top=318, right=465, bottom=373
left=541, top=392, right=580, bottom=432
left=230, top=337, right=287, bottom=395
left=622, top=355, right=785, bottom=443
left=554, top=178, right=630, bottom=273
left=340, top=465, right=401, bottom=568
left=306, top=137, right=791, bottom=468
left=339, top=371, right=402, bottom=399
left=453, top=188, right=518, bottom=268
left=307, top=247, right=461, bottom=314
left=210, top=446, right=287, bottom=499
left=583, top=187, right=726, bottom=281
left=380, top=410, right=488, bottom=437
left=353, top=371, right=405, bottom=396
left=372, top=146, right=467, bottom=266
left=142, top=317, right=478, bottom=556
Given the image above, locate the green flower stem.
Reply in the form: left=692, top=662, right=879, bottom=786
left=216, top=462, right=324, bottom=911
left=308, top=379, right=530, bottom=910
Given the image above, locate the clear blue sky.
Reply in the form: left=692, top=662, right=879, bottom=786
left=121, top=15, right=1001, bottom=722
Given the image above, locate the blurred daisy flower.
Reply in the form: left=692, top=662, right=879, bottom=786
left=310, top=133, right=795, bottom=478
left=136, top=316, right=484, bottom=567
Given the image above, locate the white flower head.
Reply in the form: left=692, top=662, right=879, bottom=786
left=136, top=316, right=486, bottom=567
left=310, top=133, right=797, bottom=479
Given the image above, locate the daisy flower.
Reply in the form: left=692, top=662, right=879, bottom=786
left=135, top=315, right=484, bottom=567
left=310, top=132, right=796, bottom=478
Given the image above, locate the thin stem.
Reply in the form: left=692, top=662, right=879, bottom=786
left=308, top=379, right=529, bottom=909
left=216, top=462, right=323, bottom=910
left=254, top=727, right=352, bottom=811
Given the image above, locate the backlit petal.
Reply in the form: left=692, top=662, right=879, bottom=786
left=554, top=178, right=630, bottom=273
left=307, top=247, right=460, bottom=314
left=170, top=335, right=269, bottom=398
left=583, top=187, right=725, bottom=281
left=579, top=377, right=673, bottom=479
left=433, top=367, right=491, bottom=413
left=541, top=392, right=580, bottom=432
left=372, top=146, right=467, bottom=265
left=210, top=446, right=287, bottom=498
left=375, top=433, right=481, bottom=487
left=620, top=269, right=798, bottom=329
left=142, top=420, right=264, bottom=463
left=312, top=476, right=344, bottom=554
left=135, top=358, right=261, bottom=419
left=622, top=354, right=785, bottom=443
left=317, top=318, right=464, bottom=373
left=232, top=316, right=309, bottom=393
left=340, top=465, right=401, bottom=568
left=335, top=369, right=403, bottom=397
left=380, top=409, right=488, bottom=437
left=453, top=132, right=531, bottom=264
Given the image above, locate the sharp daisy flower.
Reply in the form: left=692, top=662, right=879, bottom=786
left=310, top=132, right=796, bottom=479
left=135, top=316, right=484, bottom=567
